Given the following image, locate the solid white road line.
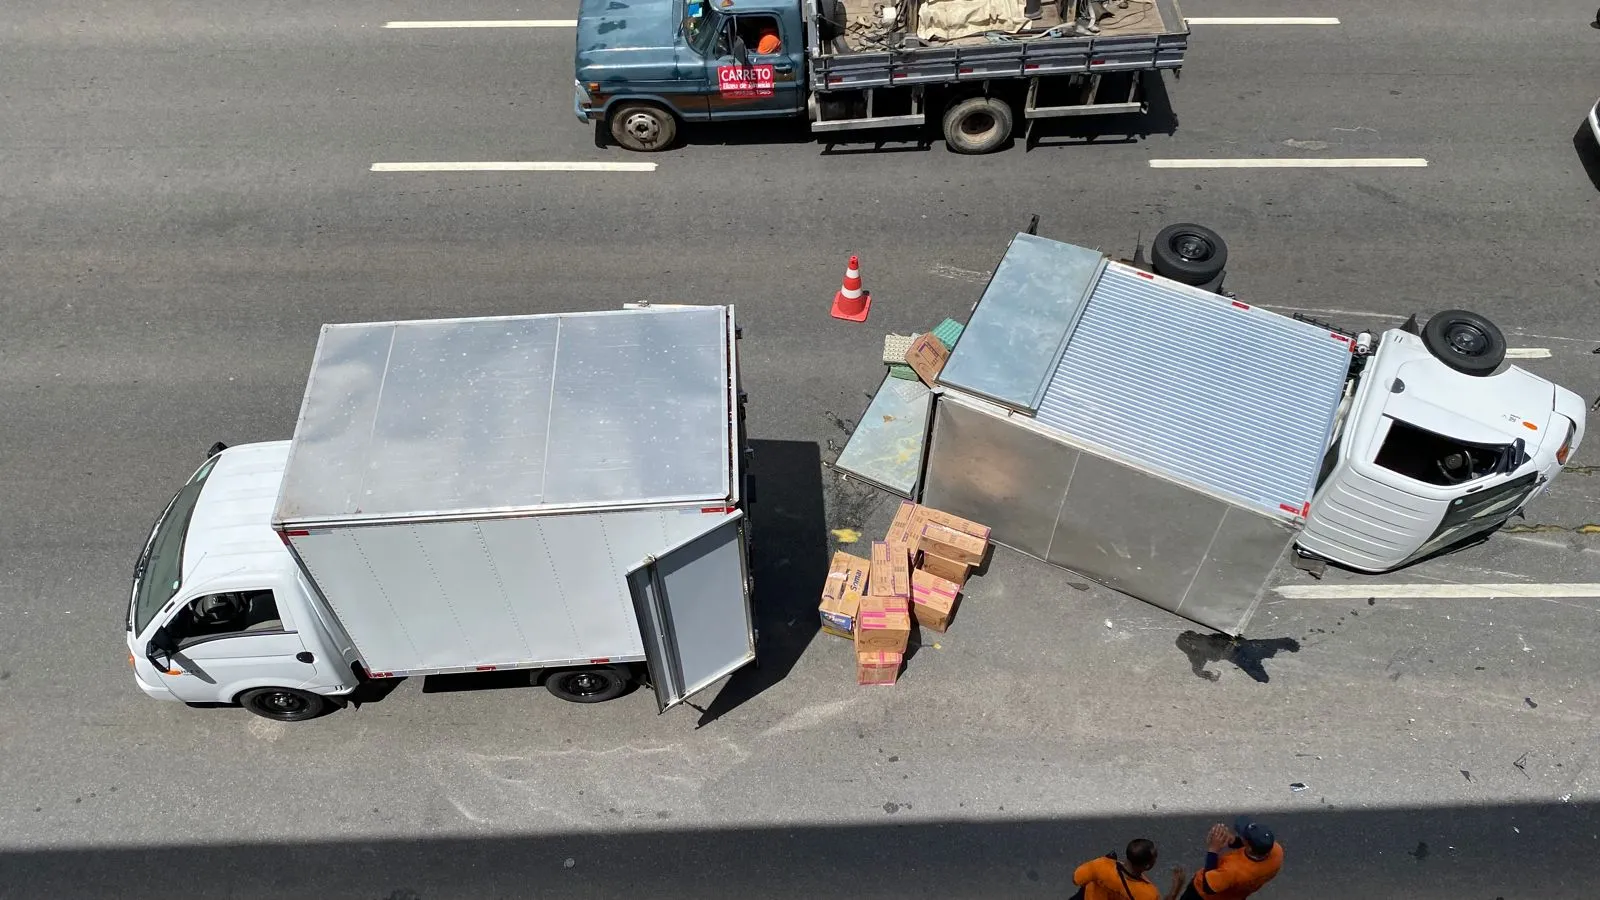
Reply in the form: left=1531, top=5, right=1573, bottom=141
left=1275, top=583, right=1600, bottom=600
left=383, top=20, right=577, bottom=29
left=1150, top=158, right=1429, bottom=169
left=1505, top=348, right=1553, bottom=359
left=1185, top=17, right=1341, bottom=25
left=371, top=161, right=657, bottom=172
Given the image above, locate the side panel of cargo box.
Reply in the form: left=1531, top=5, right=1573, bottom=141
left=287, top=507, right=729, bottom=676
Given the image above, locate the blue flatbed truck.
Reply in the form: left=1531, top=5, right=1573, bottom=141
left=575, top=0, right=1188, bottom=153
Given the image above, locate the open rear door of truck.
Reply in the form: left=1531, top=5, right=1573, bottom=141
left=627, top=512, right=756, bottom=713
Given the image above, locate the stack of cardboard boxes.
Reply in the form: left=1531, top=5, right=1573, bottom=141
left=818, top=501, right=992, bottom=686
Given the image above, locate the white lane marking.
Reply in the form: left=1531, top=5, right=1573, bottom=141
left=1185, top=16, right=1341, bottom=25
left=1150, top=158, right=1428, bottom=169
left=371, top=161, right=657, bottom=172
left=1505, top=348, right=1553, bottom=359
left=1275, top=583, right=1600, bottom=600
left=383, top=19, right=577, bottom=28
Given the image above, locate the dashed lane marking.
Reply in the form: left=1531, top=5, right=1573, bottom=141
left=371, top=161, right=657, bottom=172
left=1150, top=158, right=1428, bottom=169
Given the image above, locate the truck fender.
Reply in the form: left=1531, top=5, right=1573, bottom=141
left=599, top=94, right=695, bottom=123
left=225, top=674, right=342, bottom=706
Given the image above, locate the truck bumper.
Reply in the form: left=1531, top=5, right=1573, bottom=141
left=132, top=669, right=178, bottom=702
left=575, top=82, right=599, bottom=124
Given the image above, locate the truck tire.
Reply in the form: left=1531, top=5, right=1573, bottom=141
left=609, top=103, right=678, bottom=152
left=1151, top=223, right=1228, bottom=286
left=1421, top=309, right=1507, bottom=376
left=238, top=687, right=329, bottom=722
left=545, top=665, right=632, bottom=703
left=943, top=97, right=1013, bottom=155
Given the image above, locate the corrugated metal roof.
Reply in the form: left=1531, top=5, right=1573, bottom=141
left=274, top=307, right=733, bottom=524
left=1034, top=263, right=1352, bottom=518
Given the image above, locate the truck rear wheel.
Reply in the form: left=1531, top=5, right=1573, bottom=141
left=609, top=103, right=677, bottom=152
left=238, top=687, right=329, bottom=722
left=545, top=665, right=632, bottom=703
left=943, top=97, right=1013, bottom=155
left=1151, top=223, right=1228, bottom=286
left=1421, top=309, right=1507, bottom=376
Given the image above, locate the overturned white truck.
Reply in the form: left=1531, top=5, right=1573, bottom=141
left=835, top=222, right=1587, bottom=634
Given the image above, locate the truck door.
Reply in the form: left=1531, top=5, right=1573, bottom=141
left=626, top=513, right=756, bottom=713
left=704, top=11, right=804, bottom=117
left=140, top=589, right=319, bottom=703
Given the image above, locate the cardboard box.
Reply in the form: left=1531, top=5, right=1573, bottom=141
left=905, top=333, right=950, bottom=387
left=918, top=521, right=988, bottom=567
left=911, top=569, right=961, bottom=633
left=869, top=540, right=909, bottom=599
left=854, top=593, right=912, bottom=654
left=887, top=501, right=991, bottom=551
left=857, top=650, right=903, bottom=686
left=819, top=551, right=870, bottom=639
left=917, top=550, right=972, bottom=586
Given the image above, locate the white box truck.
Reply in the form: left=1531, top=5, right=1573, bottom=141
left=127, top=305, right=756, bottom=721
left=835, top=222, right=1588, bottom=635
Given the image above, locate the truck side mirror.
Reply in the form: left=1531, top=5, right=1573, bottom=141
left=146, top=626, right=180, bottom=673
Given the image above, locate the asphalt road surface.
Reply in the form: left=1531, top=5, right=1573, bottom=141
left=3, top=1, right=1599, bottom=897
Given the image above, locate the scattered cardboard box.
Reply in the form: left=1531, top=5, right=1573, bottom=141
left=904, top=333, right=950, bottom=387
left=857, top=650, right=903, bottom=686
left=917, top=550, right=972, bottom=586
left=887, top=500, right=992, bottom=551
left=916, top=506, right=992, bottom=543
left=819, top=551, right=870, bottom=639
left=918, top=521, right=987, bottom=567
left=869, top=540, right=910, bottom=599
left=854, top=593, right=912, bottom=654
left=911, top=569, right=961, bottom=633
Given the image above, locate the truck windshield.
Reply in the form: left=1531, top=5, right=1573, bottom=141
left=1374, top=419, right=1514, bottom=487
left=130, top=458, right=217, bottom=633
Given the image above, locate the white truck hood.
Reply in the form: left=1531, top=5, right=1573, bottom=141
left=180, top=441, right=297, bottom=594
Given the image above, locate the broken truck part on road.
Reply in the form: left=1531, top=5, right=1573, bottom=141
left=835, top=222, right=1588, bottom=635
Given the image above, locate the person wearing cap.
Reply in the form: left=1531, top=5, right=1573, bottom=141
left=1072, top=838, right=1187, bottom=900
left=755, top=26, right=781, bottom=54
left=1180, top=817, right=1283, bottom=900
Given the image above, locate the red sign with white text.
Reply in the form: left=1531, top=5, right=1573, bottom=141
left=718, top=64, right=776, bottom=98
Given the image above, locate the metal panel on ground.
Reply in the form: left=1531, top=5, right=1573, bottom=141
left=936, top=233, right=1103, bottom=413
left=627, top=514, right=755, bottom=713
left=831, top=376, right=933, bottom=498
left=1035, top=262, right=1350, bottom=520
left=275, top=307, right=733, bottom=525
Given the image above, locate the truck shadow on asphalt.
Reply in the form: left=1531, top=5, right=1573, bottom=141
left=6, top=800, right=1595, bottom=899
left=1024, top=70, right=1179, bottom=151
left=695, top=439, right=830, bottom=727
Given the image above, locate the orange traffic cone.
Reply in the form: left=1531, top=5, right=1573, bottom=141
left=831, top=255, right=871, bottom=322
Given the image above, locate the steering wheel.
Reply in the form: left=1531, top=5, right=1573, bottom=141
left=192, top=592, right=249, bottom=627
left=1435, top=451, right=1477, bottom=485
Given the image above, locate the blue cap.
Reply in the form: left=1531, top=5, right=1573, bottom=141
left=1233, top=817, right=1275, bottom=854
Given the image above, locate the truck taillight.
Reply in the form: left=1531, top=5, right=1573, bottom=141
left=1557, top=424, right=1576, bottom=465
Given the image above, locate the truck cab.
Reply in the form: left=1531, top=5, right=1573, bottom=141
left=1300, top=325, right=1586, bottom=571
left=575, top=0, right=807, bottom=150
left=127, top=442, right=355, bottom=721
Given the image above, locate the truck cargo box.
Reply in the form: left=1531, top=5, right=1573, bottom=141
left=271, top=306, right=753, bottom=709
left=836, top=233, right=1354, bottom=634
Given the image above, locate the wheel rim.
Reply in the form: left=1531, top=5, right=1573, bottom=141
left=622, top=113, right=662, bottom=146
left=1170, top=232, right=1215, bottom=262
left=562, top=672, right=612, bottom=697
left=261, top=691, right=307, bottom=714
left=961, top=112, right=996, bottom=137
left=1442, top=321, right=1489, bottom=356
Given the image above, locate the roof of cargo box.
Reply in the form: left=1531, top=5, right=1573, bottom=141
left=273, top=306, right=734, bottom=526
left=937, top=233, right=1353, bottom=520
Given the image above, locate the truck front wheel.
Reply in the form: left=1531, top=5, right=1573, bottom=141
left=609, top=104, right=678, bottom=152
left=238, top=686, right=330, bottom=722
left=545, top=665, right=632, bottom=703
left=943, top=97, right=1013, bottom=155
left=1421, top=310, right=1507, bottom=376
